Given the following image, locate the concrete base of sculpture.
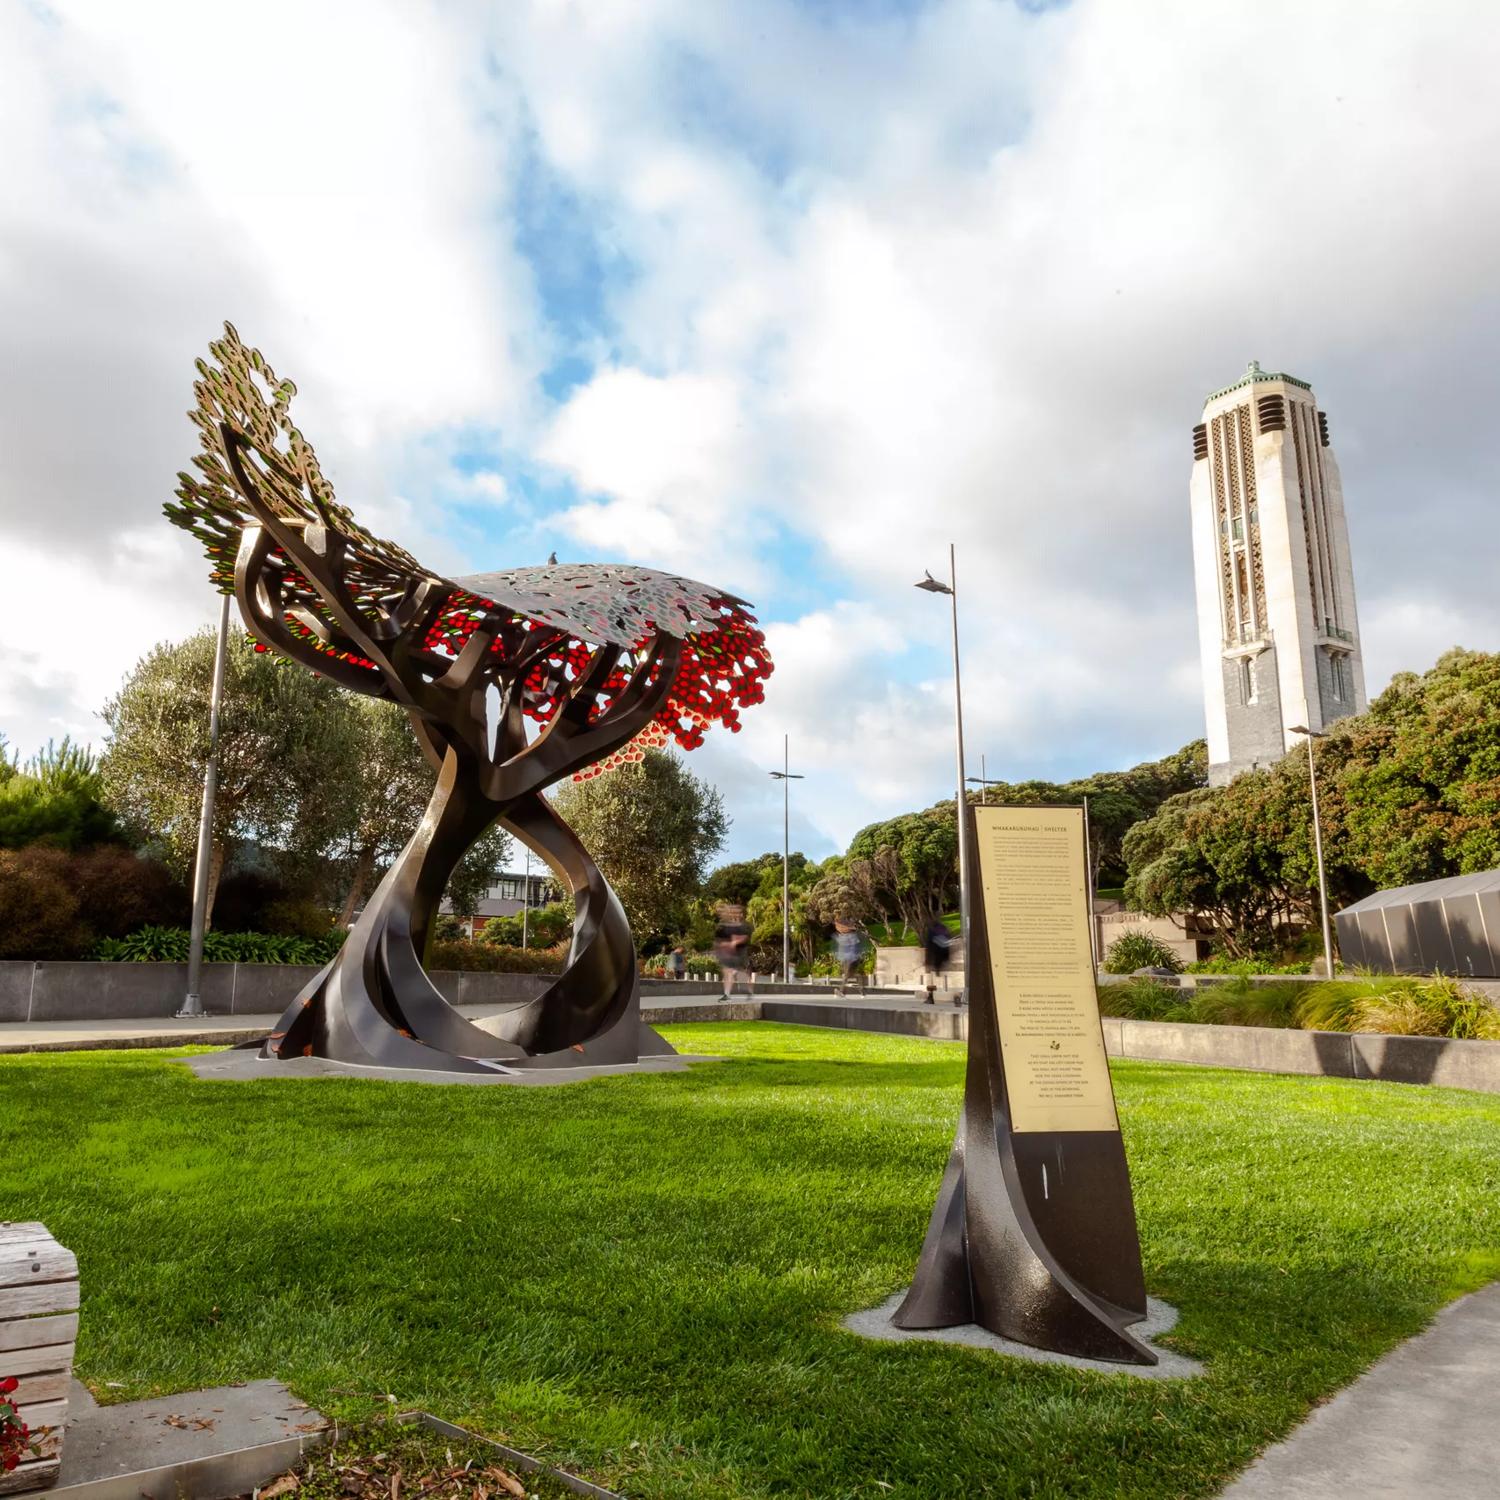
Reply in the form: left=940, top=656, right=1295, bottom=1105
left=180, top=1044, right=713, bottom=1088
left=845, top=1291, right=1202, bottom=1379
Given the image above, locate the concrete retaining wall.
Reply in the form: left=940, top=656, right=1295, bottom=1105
left=0, top=962, right=918, bottom=1024
left=661, top=1001, right=1500, bottom=1093
left=0, top=961, right=553, bottom=1023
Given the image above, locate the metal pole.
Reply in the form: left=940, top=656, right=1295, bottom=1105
left=179, top=594, right=230, bottom=1018
left=1306, top=736, right=1335, bottom=978
left=1082, top=794, right=1098, bottom=971
left=981, top=753, right=987, bottom=805
left=948, top=544, right=970, bottom=950
left=782, top=734, right=791, bottom=983
left=522, top=845, right=532, bottom=948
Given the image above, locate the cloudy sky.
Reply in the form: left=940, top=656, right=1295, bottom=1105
left=2, top=0, right=1498, bottom=863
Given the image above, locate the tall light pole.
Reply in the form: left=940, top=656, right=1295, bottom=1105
left=179, top=593, right=231, bottom=1018
left=1288, top=724, right=1335, bottom=979
left=522, top=844, right=532, bottom=949
left=768, top=735, right=804, bottom=982
left=916, top=545, right=969, bottom=950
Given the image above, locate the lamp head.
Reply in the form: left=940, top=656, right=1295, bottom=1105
left=915, top=570, right=952, bottom=595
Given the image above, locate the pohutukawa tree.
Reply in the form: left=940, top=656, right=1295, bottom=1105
left=167, top=324, right=773, bottom=1074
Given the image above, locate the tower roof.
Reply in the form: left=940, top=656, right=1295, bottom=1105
left=1204, top=360, right=1312, bottom=406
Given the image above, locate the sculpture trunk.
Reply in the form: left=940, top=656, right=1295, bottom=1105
left=264, top=749, right=666, bottom=1074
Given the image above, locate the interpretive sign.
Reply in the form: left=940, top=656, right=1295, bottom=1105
left=894, top=802, right=1154, bottom=1364
left=978, top=806, right=1118, bottom=1134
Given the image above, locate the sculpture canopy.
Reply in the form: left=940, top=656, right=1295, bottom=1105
left=165, top=324, right=771, bottom=781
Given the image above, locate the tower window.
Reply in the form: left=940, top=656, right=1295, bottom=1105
left=1240, top=657, right=1256, bottom=705
left=1192, top=423, right=1208, bottom=461
left=1318, top=410, right=1331, bottom=447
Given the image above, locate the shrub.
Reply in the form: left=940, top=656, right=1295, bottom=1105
left=261, top=898, right=337, bottom=940
left=1188, top=976, right=1306, bottom=1029
left=1297, top=974, right=1500, bottom=1040
left=433, top=915, right=465, bottom=943
left=70, top=847, right=187, bottom=938
left=93, top=926, right=346, bottom=965
left=212, top=871, right=292, bottom=933
left=0, top=848, right=85, bottom=958
left=1102, top=929, right=1183, bottom=975
left=1186, top=952, right=1310, bottom=975
left=1096, top=977, right=1191, bottom=1022
left=477, top=902, right=573, bottom=949
left=427, top=940, right=566, bottom=974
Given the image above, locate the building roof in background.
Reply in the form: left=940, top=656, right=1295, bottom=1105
left=1339, top=868, right=1500, bottom=914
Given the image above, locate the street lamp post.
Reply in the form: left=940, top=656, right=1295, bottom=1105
left=522, top=844, right=532, bottom=949
left=768, top=735, right=804, bottom=982
left=966, top=757, right=995, bottom=805
left=179, top=593, right=231, bottom=1018
left=1288, top=724, right=1335, bottom=979
left=916, top=546, right=969, bottom=958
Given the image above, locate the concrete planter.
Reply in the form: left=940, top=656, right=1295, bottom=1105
left=1104, top=1016, right=1500, bottom=1092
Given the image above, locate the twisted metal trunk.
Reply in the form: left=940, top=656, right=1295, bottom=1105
left=263, top=750, right=667, bottom=1074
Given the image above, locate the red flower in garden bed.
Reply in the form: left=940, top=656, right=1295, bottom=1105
left=0, top=1375, right=42, bottom=1473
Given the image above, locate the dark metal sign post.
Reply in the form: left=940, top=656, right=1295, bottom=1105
left=895, top=801, right=1155, bottom=1365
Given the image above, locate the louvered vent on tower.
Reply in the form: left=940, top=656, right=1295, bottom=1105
left=1256, top=394, right=1286, bottom=432
left=1192, top=423, right=1208, bottom=461
left=1318, top=411, right=1331, bottom=447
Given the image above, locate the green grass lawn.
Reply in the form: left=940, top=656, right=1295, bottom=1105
left=3, top=1024, right=1499, bottom=1500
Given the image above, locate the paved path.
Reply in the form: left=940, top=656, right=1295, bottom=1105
left=0, top=992, right=951, bottom=1054
left=1220, top=1281, right=1500, bottom=1498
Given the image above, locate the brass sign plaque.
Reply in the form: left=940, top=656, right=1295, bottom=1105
left=975, top=805, right=1118, bottom=1134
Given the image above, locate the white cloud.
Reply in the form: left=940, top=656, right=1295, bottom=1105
left=4, top=0, right=1499, bottom=865
left=464, top=471, right=510, bottom=506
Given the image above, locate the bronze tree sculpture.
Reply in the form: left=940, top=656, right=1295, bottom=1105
left=167, top=324, right=773, bottom=1075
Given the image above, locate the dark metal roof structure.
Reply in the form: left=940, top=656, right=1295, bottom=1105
left=1335, top=869, right=1500, bottom=978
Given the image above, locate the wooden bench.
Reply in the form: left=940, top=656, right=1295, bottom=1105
left=0, top=1224, right=78, bottom=1494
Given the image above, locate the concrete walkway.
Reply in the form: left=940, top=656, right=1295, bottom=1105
left=1220, top=1281, right=1500, bottom=1498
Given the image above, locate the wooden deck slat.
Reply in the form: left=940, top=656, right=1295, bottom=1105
left=0, top=1312, right=78, bottom=1352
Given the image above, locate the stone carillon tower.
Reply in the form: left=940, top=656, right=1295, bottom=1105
left=1190, top=362, right=1366, bottom=786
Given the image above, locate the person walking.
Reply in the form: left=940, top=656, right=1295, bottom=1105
left=920, top=917, right=954, bottom=1005
left=666, top=945, right=686, bottom=981
left=835, top=922, right=868, bottom=996
left=715, top=921, right=754, bottom=1001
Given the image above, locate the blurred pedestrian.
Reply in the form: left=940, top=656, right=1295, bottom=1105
left=920, top=917, right=954, bottom=1005
left=666, top=945, right=686, bottom=980
left=835, top=922, right=867, bottom=996
left=715, top=921, right=754, bottom=1000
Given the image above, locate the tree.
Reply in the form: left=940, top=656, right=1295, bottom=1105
left=0, top=739, right=122, bottom=851
left=100, top=629, right=363, bottom=925
left=966, top=740, right=1207, bottom=890
left=704, top=852, right=807, bottom=909
left=326, top=699, right=512, bottom=928
left=443, top=823, right=513, bottom=922
left=846, top=805, right=959, bottom=937
left=551, top=748, right=728, bottom=947
left=1122, top=649, right=1500, bottom=957
left=745, top=855, right=823, bottom=966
